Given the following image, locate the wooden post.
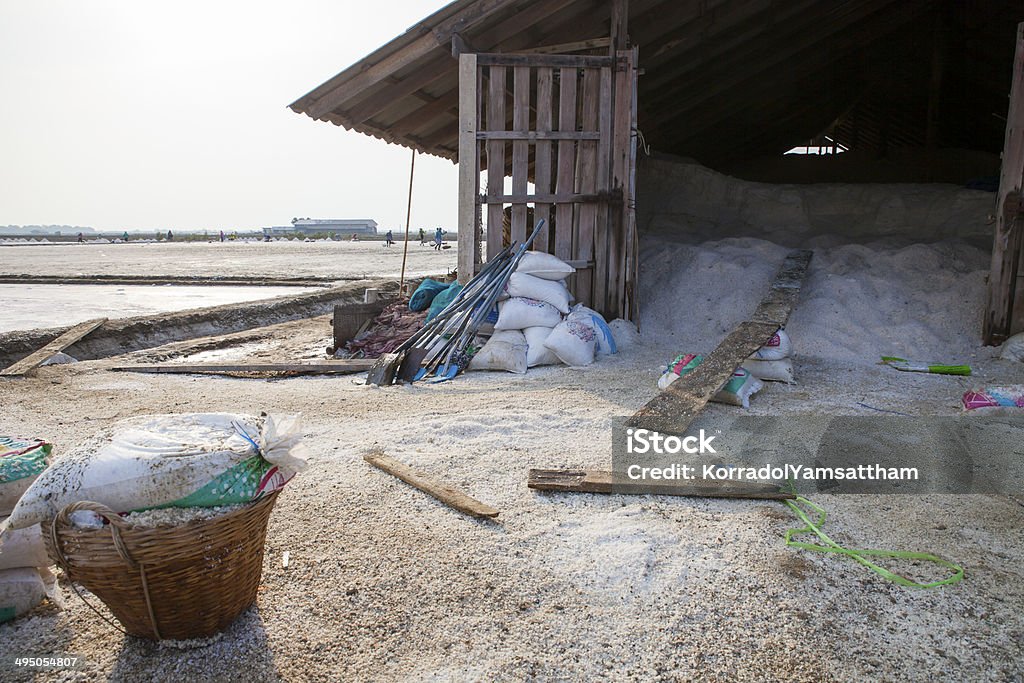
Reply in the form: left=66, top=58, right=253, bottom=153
left=457, top=52, right=479, bottom=284
left=984, top=23, right=1024, bottom=344
left=610, top=0, right=629, bottom=53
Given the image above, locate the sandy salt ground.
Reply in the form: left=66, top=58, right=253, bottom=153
left=2, top=234, right=1024, bottom=682
left=0, top=240, right=457, bottom=282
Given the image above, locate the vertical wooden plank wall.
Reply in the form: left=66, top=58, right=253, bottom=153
left=458, top=51, right=637, bottom=321
left=511, top=67, right=531, bottom=246
left=554, top=68, right=578, bottom=266
left=486, top=66, right=506, bottom=262
left=624, top=46, right=640, bottom=322
left=457, top=53, right=479, bottom=284
left=534, top=68, right=554, bottom=254
left=574, top=69, right=601, bottom=307
left=984, top=22, right=1024, bottom=343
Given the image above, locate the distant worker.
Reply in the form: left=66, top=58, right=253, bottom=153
left=167, top=229, right=173, bottom=242
left=220, top=230, right=225, bottom=242
left=418, top=228, right=425, bottom=246
left=385, top=230, right=394, bottom=247
left=77, top=232, right=84, bottom=243
left=122, top=231, right=129, bottom=242
left=433, top=227, right=444, bottom=251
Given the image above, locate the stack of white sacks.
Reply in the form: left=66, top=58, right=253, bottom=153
left=469, top=252, right=617, bottom=373
left=0, top=443, right=61, bottom=624
left=743, top=329, right=795, bottom=384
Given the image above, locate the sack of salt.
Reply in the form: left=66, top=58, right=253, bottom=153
left=4, top=413, right=308, bottom=530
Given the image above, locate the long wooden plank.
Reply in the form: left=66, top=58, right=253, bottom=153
left=482, top=192, right=618, bottom=204
left=112, top=360, right=376, bottom=375
left=593, top=65, right=614, bottom=316
left=457, top=53, right=480, bottom=284
left=528, top=469, right=795, bottom=500
left=534, top=67, right=554, bottom=253
left=627, top=250, right=813, bottom=435
left=476, top=54, right=614, bottom=68
left=477, top=131, right=601, bottom=141
left=1, top=318, right=107, bottom=377
left=554, top=67, right=578, bottom=263
left=573, top=68, right=601, bottom=307
left=365, top=451, right=499, bottom=518
left=751, top=249, right=814, bottom=325
left=510, top=66, right=531, bottom=247
left=486, top=65, right=507, bottom=259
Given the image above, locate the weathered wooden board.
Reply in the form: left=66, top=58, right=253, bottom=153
left=365, top=451, right=499, bottom=518
left=984, top=22, right=1024, bottom=343
left=332, top=302, right=386, bottom=353
left=457, top=52, right=479, bottom=284
left=627, top=249, right=812, bottom=435
left=486, top=64, right=506, bottom=260
left=1, top=318, right=107, bottom=377
left=533, top=66, right=554, bottom=253
left=751, top=249, right=814, bottom=325
left=113, top=360, right=375, bottom=375
left=528, top=469, right=795, bottom=500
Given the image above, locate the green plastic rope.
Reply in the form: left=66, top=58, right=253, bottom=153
left=784, top=496, right=964, bottom=589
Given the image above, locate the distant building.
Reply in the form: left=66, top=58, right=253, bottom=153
left=288, top=218, right=378, bottom=236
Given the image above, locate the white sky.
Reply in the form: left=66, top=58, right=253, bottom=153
left=0, top=0, right=456, bottom=233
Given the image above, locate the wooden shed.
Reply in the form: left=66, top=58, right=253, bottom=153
left=290, top=0, right=1024, bottom=339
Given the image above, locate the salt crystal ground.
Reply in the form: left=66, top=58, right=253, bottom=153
left=1, top=224, right=1023, bottom=680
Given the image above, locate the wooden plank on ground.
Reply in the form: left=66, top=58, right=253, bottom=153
left=1, top=318, right=107, bottom=377
left=365, top=451, right=499, bottom=518
left=112, top=360, right=376, bottom=375
left=627, top=249, right=813, bottom=435
left=528, top=469, right=795, bottom=500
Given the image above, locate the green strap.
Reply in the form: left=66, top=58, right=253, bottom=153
left=784, top=496, right=964, bottom=589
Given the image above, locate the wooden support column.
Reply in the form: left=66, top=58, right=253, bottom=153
left=457, top=52, right=479, bottom=284
left=984, top=23, right=1024, bottom=344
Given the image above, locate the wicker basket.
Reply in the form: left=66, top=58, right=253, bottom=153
left=44, top=492, right=279, bottom=641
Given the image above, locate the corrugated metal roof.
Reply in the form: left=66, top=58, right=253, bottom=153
left=289, top=0, right=1024, bottom=166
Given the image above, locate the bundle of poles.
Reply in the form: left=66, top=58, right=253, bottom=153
left=385, top=219, right=546, bottom=384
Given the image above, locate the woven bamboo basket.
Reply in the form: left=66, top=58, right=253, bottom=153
left=44, top=492, right=279, bottom=641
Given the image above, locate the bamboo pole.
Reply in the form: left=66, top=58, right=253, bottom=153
left=399, top=148, right=417, bottom=297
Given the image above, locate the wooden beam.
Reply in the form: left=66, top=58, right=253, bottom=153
left=477, top=131, right=602, bottom=141
left=985, top=22, right=1024, bottom=344
left=1, top=318, right=106, bottom=377
left=111, top=360, right=376, bottom=375
left=365, top=451, right=499, bottom=518
left=627, top=250, right=812, bottom=435
left=514, top=37, right=612, bottom=55
left=610, top=0, right=629, bottom=52
left=457, top=52, right=480, bottom=284
left=528, top=469, right=796, bottom=500
left=476, top=54, right=614, bottom=68
left=481, top=191, right=620, bottom=204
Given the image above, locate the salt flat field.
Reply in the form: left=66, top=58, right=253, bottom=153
left=0, top=240, right=457, bottom=332
left=0, top=283, right=317, bottom=333
left=0, top=239, right=457, bottom=279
